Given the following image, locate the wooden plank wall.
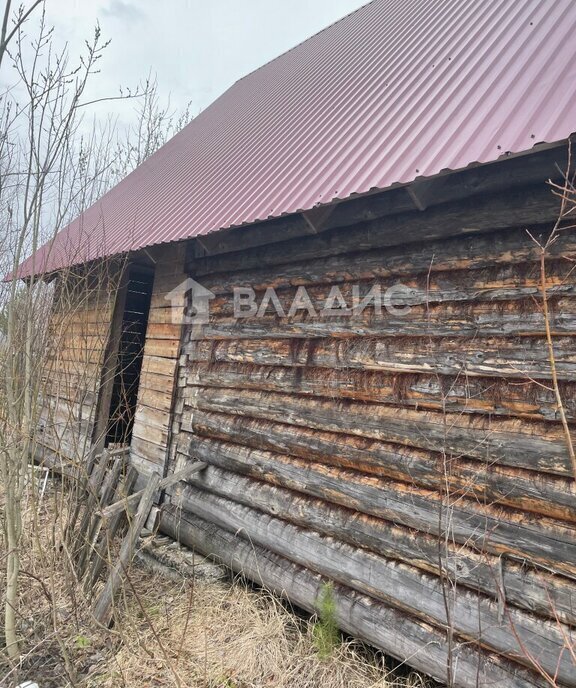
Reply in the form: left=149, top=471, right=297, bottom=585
left=39, top=264, right=120, bottom=462
left=130, top=243, right=187, bottom=478
left=164, top=186, right=576, bottom=687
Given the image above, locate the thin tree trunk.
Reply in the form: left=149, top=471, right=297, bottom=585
left=540, top=250, right=576, bottom=480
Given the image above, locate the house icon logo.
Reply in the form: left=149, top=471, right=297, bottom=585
left=165, top=277, right=216, bottom=325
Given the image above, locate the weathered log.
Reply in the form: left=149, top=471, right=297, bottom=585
left=194, top=224, right=576, bottom=294
left=188, top=361, right=576, bottom=421
left=207, top=262, right=576, bottom=314
left=147, top=307, right=189, bottom=325
left=185, top=334, right=576, bottom=381
left=41, top=378, right=98, bottom=408
left=192, top=184, right=561, bottom=275
left=188, top=410, right=576, bottom=522
left=185, top=436, right=576, bottom=573
left=49, top=305, right=114, bottom=325
left=161, top=507, right=546, bottom=688
left=50, top=334, right=111, bottom=354
left=51, top=347, right=106, bottom=365
left=43, top=360, right=103, bottom=383
left=40, top=400, right=94, bottom=435
left=191, top=146, right=570, bottom=261
left=136, top=387, right=173, bottom=412
left=191, top=213, right=314, bottom=258
left=175, top=465, right=576, bottom=626
left=195, top=297, right=576, bottom=340
left=186, top=386, right=574, bottom=476
left=171, top=484, right=574, bottom=684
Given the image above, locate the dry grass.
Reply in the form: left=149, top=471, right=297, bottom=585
left=0, top=479, right=430, bottom=688
left=94, top=571, right=428, bottom=688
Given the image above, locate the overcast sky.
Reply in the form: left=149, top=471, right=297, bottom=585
left=39, top=0, right=367, bottom=126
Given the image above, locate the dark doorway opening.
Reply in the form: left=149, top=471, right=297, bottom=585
left=105, top=264, right=154, bottom=447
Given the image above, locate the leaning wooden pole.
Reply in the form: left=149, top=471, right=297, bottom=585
left=99, top=461, right=206, bottom=521
left=93, top=472, right=160, bottom=626
left=84, top=466, right=139, bottom=595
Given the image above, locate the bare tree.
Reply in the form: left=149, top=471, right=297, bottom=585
left=0, top=2, right=115, bottom=658
left=112, top=73, right=192, bottom=179
left=0, top=2, right=191, bottom=662
left=528, top=150, right=576, bottom=480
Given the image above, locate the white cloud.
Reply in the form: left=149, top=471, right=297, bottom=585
left=37, top=0, right=367, bottom=125
left=101, top=0, right=146, bottom=22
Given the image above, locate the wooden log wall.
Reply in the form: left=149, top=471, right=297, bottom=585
left=129, top=242, right=187, bottom=479
left=161, top=180, right=576, bottom=687
left=39, top=263, right=120, bottom=462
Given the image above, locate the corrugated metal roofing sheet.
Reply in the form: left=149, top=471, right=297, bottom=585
left=16, top=0, right=576, bottom=277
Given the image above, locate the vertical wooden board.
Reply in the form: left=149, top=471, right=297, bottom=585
left=130, top=244, right=187, bottom=478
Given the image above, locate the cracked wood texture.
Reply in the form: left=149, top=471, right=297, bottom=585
left=164, top=181, right=576, bottom=686
left=166, top=174, right=575, bottom=685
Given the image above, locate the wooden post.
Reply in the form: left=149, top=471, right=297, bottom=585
left=77, top=455, right=124, bottom=576
left=71, top=450, right=110, bottom=559
left=64, top=449, right=101, bottom=546
left=84, top=466, right=138, bottom=594
left=93, top=471, right=160, bottom=626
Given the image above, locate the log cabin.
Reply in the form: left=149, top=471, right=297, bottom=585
left=13, top=0, right=576, bottom=685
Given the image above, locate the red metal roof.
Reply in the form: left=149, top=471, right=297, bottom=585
left=16, top=0, right=576, bottom=277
